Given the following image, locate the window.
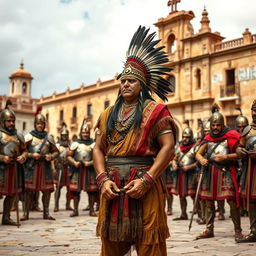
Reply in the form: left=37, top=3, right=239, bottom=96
left=87, top=104, right=92, bottom=117
left=22, top=121, right=26, bottom=131
left=12, top=83, right=15, bottom=93
left=104, top=101, right=110, bottom=109
left=196, top=69, right=201, bottom=89
left=169, top=75, right=176, bottom=93
left=167, top=34, right=177, bottom=54
left=72, top=106, right=77, bottom=118
left=60, top=110, right=64, bottom=121
left=226, top=69, right=235, bottom=85
left=46, top=113, right=49, bottom=121
left=22, top=82, right=27, bottom=94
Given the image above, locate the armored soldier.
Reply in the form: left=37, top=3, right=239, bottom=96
left=21, top=112, right=59, bottom=221
left=236, top=100, right=256, bottom=243
left=171, top=127, right=196, bottom=220
left=235, top=108, right=249, bottom=217
left=53, top=122, right=72, bottom=212
left=67, top=119, right=97, bottom=217
left=196, top=105, right=243, bottom=241
left=0, top=102, right=27, bottom=225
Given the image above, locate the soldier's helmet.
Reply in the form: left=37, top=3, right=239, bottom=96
left=60, top=122, right=69, bottom=136
left=0, top=99, right=15, bottom=128
left=203, top=119, right=211, bottom=133
left=182, top=127, right=193, bottom=138
left=33, top=106, right=46, bottom=129
left=235, top=108, right=248, bottom=129
left=80, top=119, right=90, bottom=136
left=209, top=103, right=224, bottom=127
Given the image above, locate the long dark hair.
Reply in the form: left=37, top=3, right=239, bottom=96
left=107, top=82, right=154, bottom=135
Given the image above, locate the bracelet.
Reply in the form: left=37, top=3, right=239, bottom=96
left=96, top=171, right=107, bottom=180
left=140, top=172, right=155, bottom=188
left=96, top=172, right=110, bottom=189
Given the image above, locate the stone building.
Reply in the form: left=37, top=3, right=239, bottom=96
left=0, top=61, right=37, bottom=134
left=38, top=3, right=256, bottom=139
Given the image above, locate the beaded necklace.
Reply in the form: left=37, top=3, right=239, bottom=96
left=107, top=102, right=138, bottom=145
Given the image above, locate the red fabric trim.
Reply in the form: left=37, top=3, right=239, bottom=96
left=179, top=143, right=195, bottom=152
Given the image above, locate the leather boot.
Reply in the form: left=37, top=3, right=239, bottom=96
left=204, top=200, right=215, bottom=234
left=227, top=199, right=242, bottom=241
left=42, top=191, right=55, bottom=220
left=173, top=196, right=188, bottom=220
left=65, top=188, right=73, bottom=211
left=20, top=191, right=31, bottom=221
left=54, top=187, right=61, bottom=212
left=167, top=194, right=173, bottom=215
left=31, top=191, right=42, bottom=212
left=89, top=193, right=97, bottom=217
left=2, top=196, right=18, bottom=226
left=70, top=195, right=80, bottom=217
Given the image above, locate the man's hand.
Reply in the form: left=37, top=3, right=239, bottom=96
left=83, top=161, right=91, bottom=167
left=17, top=155, right=25, bottom=164
left=199, top=157, right=208, bottom=166
left=236, top=147, right=248, bottom=158
left=74, top=161, right=80, bottom=168
left=172, top=163, right=178, bottom=171
left=2, top=156, right=13, bottom=164
left=212, top=154, right=227, bottom=163
left=124, top=179, right=149, bottom=199
left=32, top=153, right=41, bottom=160
left=101, top=180, right=120, bottom=200
left=45, top=154, right=52, bottom=161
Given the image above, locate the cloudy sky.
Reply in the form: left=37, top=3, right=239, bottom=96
left=0, top=0, right=255, bottom=98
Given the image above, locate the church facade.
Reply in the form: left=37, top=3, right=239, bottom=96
left=37, top=4, right=256, bottom=139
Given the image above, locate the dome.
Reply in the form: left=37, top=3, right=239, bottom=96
left=9, top=61, right=33, bottom=80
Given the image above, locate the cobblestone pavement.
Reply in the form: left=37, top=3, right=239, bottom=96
left=0, top=190, right=255, bottom=255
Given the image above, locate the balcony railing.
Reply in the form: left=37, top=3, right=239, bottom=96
left=220, top=83, right=240, bottom=98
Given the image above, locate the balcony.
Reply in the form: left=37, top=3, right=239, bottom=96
left=219, top=83, right=240, bottom=104
left=70, top=117, right=78, bottom=129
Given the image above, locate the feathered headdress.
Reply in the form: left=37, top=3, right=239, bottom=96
left=34, top=106, right=42, bottom=117
left=118, top=26, right=173, bottom=101
left=211, top=103, right=220, bottom=113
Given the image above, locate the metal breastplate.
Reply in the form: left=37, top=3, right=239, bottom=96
left=178, top=147, right=196, bottom=167
left=245, top=129, right=256, bottom=151
left=0, top=132, right=20, bottom=157
left=207, top=140, right=229, bottom=161
left=74, top=143, right=92, bottom=162
left=28, top=136, right=51, bottom=154
left=58, top=145, right=69, bottom=160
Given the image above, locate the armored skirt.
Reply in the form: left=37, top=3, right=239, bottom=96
left=0, top=163, right=23, bottom=196
left=25, top=161, right=54, bottom=191
left=54, top=165, right=70, bottom=187
left=239, top=159, right=256, bottom=199
left=96, top=100, right=176, bottom=247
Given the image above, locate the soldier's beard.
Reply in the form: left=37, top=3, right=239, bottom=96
left=5, top=125, right=15, bottom=133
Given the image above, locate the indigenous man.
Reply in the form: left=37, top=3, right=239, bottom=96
left=171, top=127, right=196, bottom=220
left=236, top=100, right=256, bottom=243
left=94, top=26, right=176, bottom=256
left=235, top=109, right=249, bottom=217
left=21, top=112, right=59, bottom=221
left=67, top=119, right=97, bottom=217
left=0, top=101, right=27, bottom=225
left=196, top=105, right=243, bottom=241
left=53, top=122, right=72, bottom=212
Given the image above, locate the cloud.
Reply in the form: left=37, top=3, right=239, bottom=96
left=0, top=0, right=255, bottom=98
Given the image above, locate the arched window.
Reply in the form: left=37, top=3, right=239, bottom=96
left=167, top=34, right=177, bottom=54
left=195, top=69, right=201, bottom=89
left=169, top=75, right=176, bottom=93
left=22, top=82, right=27, bottom=94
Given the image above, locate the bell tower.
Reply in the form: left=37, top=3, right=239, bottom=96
left=9, top=60, right=33, bottom=102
